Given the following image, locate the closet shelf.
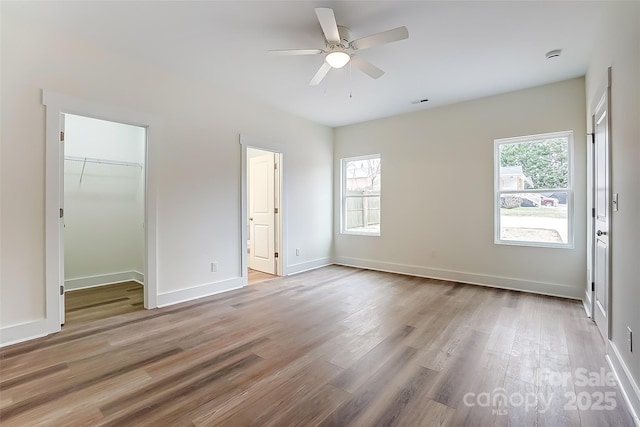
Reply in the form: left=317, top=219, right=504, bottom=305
left=64, top=156, right=143, bottom=168
left=64, top=156, right=143, bottom=183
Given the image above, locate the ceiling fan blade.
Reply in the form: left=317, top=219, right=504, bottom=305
left=268, top=49, right=324, bottom=56
left=315, top=8, right=340, bottom=44
left=350, top=55, right=384, bottom=79
left=309, top=62, right=332, bottom=86
left=351, top=26, right=409, bottom=51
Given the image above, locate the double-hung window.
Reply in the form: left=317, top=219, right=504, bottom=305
left=494, top=131, right=573, bottom=248
left=341, top=155, right=381, bottom=236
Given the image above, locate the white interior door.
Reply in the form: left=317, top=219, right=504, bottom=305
left=593, top=89, right=611, bottom=341
left=249, top=151, right=276, bottom=274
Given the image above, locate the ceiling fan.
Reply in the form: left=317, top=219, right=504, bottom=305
left=269, top=8, right=409, bottom=86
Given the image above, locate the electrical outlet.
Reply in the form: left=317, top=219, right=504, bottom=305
left=628, top=326, right=633, bottom=352
left=295, top=248, right=301, bottom=256
left=211, top=262, right=218, bottom=273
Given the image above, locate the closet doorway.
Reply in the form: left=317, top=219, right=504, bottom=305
left=62, top=114, right=146, bottom=325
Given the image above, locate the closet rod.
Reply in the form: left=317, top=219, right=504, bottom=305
left=64, top=155, right=143, bottom=168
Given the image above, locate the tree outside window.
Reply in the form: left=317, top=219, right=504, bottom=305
left=342, top=155, right=381, bottom=235
left=495, top=132, right=573, bottom=248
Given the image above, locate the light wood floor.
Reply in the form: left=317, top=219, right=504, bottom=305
left=248, top=268, right=277, bottom=285
left=0, top=266, right=634, bottom=426
left=64, top=281, right=144, bottom=325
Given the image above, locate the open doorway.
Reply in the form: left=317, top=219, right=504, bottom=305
left=245, top=146, right=283, bottom=285
left=62, top=114, right=146, bottom=325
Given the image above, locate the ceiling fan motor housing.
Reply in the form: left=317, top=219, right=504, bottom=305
left=326, top=26, right=352, bottom=50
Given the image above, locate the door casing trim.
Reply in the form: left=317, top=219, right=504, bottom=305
left=587, top=67, right=612, bottom=340
left=43, top=90, right=159, bottom=335
left=240, top=135, right=285, bottom=284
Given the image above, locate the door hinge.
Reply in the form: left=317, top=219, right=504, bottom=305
left=592, top=208, right=595, bottom=218
left=274, top=252, right=279, bottom=258
left=60, top=208, right=64, bottom=218
left=592, top=282, right=595, bottom=292
left=274, top=207, right=279, bottom=214
left=60, top=285, right=64, bottom=295
left=274, top=163, right=278, bottom=170
left=60, top=131, right=65, bottom=142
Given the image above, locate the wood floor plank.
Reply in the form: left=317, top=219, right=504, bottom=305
left=100, top=353, right=264, bottom=427
left=485, top=306, right=519, bottom=354
left=427, top=329, right=491, bottom=408
left=265, top=383, right=351, bottom=427
left=506, top=296, right=543, bottom=386
left=319, top=345, right=419, bottom=426
left=446, top=349, right=509, bottom=426
left=0, top=265, right=634, bottom=426
left=329, top=325, right=415, bottom=393
left=190, top=356, right=342, bottom=425
left=65, top=281, right=144, bottom=325
left=537, top=352, right=582, bottom=427
left=369, top=365, right=440, bottom=427
left=495, top=376, right=539, bottom=427
left=0, top=362, right=68, bottom=390
left=247, top=268, right=277, bottom=285
left=0, top=347, right=181, bottom=421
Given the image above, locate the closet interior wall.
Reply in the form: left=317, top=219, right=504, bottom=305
left=63, top=114, right=145, bottom=290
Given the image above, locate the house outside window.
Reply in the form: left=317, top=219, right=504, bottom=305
left=495, top=131, right=573, bottom=248
left=341, top=155, right=381, bottom=236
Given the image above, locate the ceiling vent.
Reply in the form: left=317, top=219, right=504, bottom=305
left=545, top=49, right=562, bottom=59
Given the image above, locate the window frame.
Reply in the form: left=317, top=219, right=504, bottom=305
left=494, top=131, right=574, bottom=249
left=340, top=154, right=381, bottom=236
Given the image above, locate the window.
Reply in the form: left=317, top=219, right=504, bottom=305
left=494, top=131, right=573, bottom=248
left=341, top=155, right=381, bottom=235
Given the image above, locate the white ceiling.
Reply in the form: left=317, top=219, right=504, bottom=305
left=5, top=1, right=605, bottom=127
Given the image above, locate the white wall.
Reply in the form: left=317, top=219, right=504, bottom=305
left=64, top=114, right=145, bottom=288
left=0, top=10, right=333, bottom=333
left=334, top=78, right=587, bottom=299
left=585, top=1, right=640, bottom=413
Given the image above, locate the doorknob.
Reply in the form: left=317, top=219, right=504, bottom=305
left=596, top=230, right=607, bottom=236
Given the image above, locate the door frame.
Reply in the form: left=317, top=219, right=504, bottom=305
left=240, top=135, right=284, bottom=284
left=43, top=90, right=158, bottom=333
left=585, top=131, right=594, bottom=318
left=587, top=68, right=612, bottom=339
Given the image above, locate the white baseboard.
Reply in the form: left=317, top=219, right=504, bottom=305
left=333, top=256, right=583, bottom=300
left=157, top=277, right=244, bottom=307
left=0, top=319, right=48, bottom=348
left=131, top=270, right=144, bottom=284
left=607, top=341, right=640, bottom=426
left=286, top=257, right=332, bottom=275
left=65, top=270, right=144, bottom=291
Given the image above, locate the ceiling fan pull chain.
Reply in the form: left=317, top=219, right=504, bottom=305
left=349, top=60, right=353, bottom=99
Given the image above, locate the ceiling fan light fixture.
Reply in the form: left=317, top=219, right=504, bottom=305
left=325, top=51, right=350, bottom=68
